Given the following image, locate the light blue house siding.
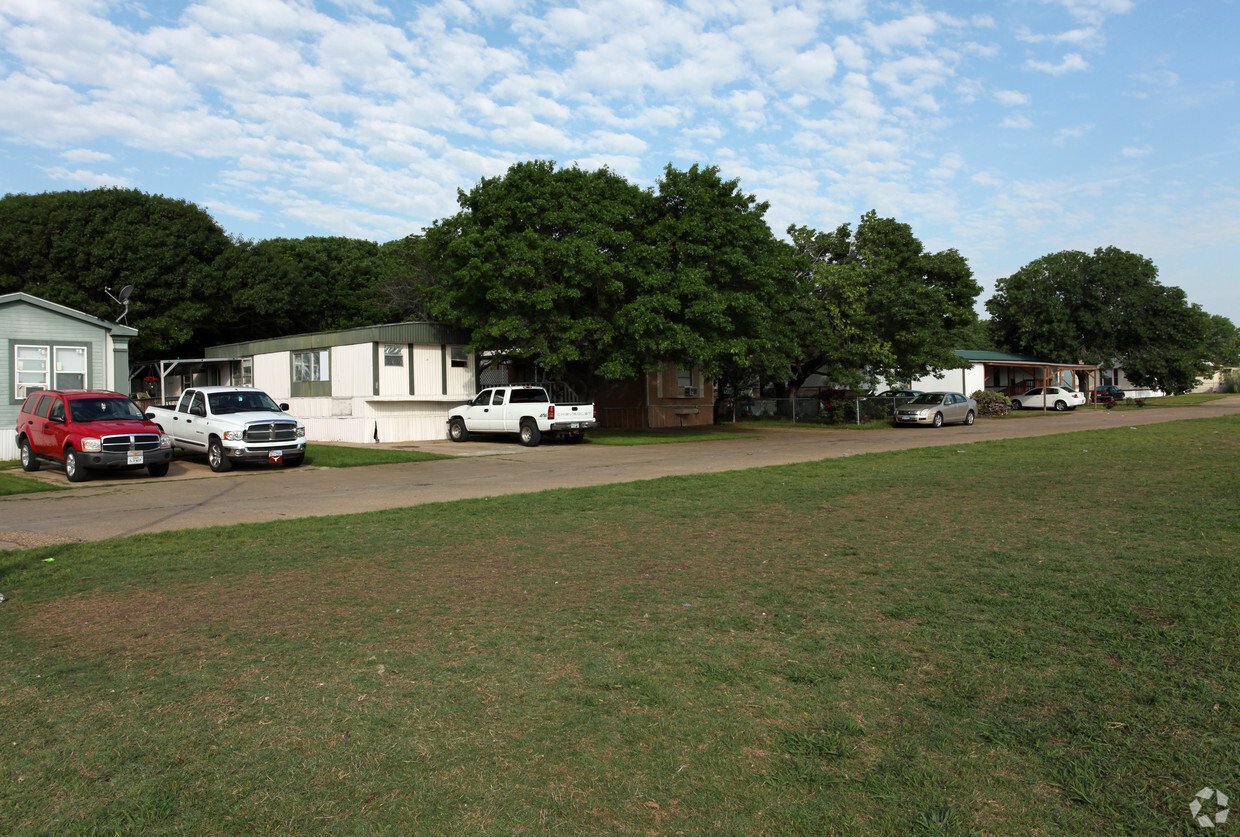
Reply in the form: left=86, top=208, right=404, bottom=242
left=1, top=293, right=138, bottom=459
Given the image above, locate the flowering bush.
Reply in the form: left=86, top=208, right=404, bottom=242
left=971, top=390, right=1011, bottom=417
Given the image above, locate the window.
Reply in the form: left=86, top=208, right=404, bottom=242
left=492, top=390, right=505, bottom=405
left=472, top=390, right=492, bottom=406
left=55, top=346, right=86, bottom=390
left=239, top=357, right=253, bottom=387
left=15, top=345, right=49, bottom=399
left=48, top=396, right=66, bottom=422
left=676, top=366, right=698, bottom=397
left=384, top=345, right=405, bottom=367
left=33, top=394, right=53, bottom=417
left=14, top=343, right=88, bottom=399
left=293, top=349, right=329, bottom=382
left=450, top=347, right=468, bottom=368
left=510, top=388, right=549, bottom=404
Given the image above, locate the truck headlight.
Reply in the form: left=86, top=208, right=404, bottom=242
left=159, top=434, right=172, bottom=449
left=81, top=438, right=102, bottom=451
left=296, top=426, right=306, bottom=438
left=224, top=430, right=244, bottom=441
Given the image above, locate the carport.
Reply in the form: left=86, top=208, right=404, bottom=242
left=129, top=357, right=242, bottom=406
left=960, top=350, right=1101, bottom=406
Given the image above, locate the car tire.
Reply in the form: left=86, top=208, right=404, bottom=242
left=1010, top=400, right=1021, bottom=410
left=1054, top=400, right=1067, bottom=412
left=932, top=412, right=943, bottom=428
left=208, top=437, right=232, bottom=472
left=64, top=445, right=89, bottom=482
left=964, top=410, right=975, bottom=426
left=519, top=420, right=542, bottom=447
left=147, top=462, right=170, bottom=477
left=19, top=437, right=40, bottom=472
left=448, top=418, right=469, bottom=443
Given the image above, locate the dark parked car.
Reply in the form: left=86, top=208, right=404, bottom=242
left=1092, top=385, right=1126, bottom=404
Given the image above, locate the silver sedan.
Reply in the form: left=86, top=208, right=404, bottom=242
left=894, top=392, right=977, bottom=427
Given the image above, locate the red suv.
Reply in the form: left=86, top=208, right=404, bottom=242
left=15, top=390, right=173, bottom=482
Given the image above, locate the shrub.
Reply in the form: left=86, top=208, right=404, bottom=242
left=1220, top=369, right=1240, bottom=394
left=971, top=390, right=1012, bottom=417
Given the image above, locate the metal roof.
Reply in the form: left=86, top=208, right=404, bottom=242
left=955, top=350, right=1098, bottom=369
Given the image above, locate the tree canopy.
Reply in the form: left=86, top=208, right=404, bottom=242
left=0, top=189, right=399, bottom=357
left=421, top=161, right=797, bottom=396
left=781, top=211, right=981, bottom=391
left=986, top=247, right=1212, bottom=393
left=0, top=188, right=234, bottom=357
left=3, top=184, right=1232, bottom=401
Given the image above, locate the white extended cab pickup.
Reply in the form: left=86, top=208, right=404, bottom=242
left=144, top=386, right=306, bottom=471
left=447, top=385, right=596, bottom=447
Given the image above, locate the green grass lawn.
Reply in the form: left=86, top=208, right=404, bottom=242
left=1, top=416, right=1238, bottom=835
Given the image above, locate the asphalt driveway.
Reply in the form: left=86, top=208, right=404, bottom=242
left=3, top=399, right=1238, bottom=549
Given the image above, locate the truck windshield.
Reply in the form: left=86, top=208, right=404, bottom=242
left=209, top=391, right=282, bottom=414
left=69, top=398, right=145, bottom=422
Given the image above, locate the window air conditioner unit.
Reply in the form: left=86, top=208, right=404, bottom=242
left=682, top=386, right=698, bottom=397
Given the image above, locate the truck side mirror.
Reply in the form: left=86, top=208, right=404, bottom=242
left=145, top=411, right=156, bottom=420
left=280, top=403, right=290, bottom=411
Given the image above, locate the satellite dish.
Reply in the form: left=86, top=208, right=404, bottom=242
left=105, top=284, right=134, bottom=324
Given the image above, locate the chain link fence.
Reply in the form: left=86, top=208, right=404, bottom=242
left=715, top=395, right=915, bottom=425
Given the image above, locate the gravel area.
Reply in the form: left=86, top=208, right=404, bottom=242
left=0, top=529, right=82, bottom=551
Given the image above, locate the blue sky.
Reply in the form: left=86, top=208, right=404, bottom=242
left=2, top=0, right=1237, bottom=323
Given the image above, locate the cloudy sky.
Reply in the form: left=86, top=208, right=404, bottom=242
left=2, top=0, right=1237, bottom=322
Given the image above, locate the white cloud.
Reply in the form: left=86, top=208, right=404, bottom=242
left=994, top=89, right=1031, bottom=106
left=61, top=148, right=113, bottom=162
left=1043, top=0, right=1134, bottom=27
left=864, top=14, right=938, bottom=54
left=44, top=166, right=134, bottom=188
left=1001, top=115, right=1034, bottom=129
left=1025, top=53, right=1090, bottom=74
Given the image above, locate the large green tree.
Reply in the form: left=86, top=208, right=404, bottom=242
left=206, top=236, right=395, bottom=347
left=0, top=188, right=234, bottom=357
left=782, top=211, right=980, bottom=391
left=1202, top=314, right=1240, bottom=369
left=421, top=161, right=798, bottom=396
left=987, top=247, right=1211, bottom=392
left=1, top=189, right=406, bottom=358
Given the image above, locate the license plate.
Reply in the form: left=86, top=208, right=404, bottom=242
left=127, top=452, right=144, bottom=465
left=569, top=423, right=580, bottom=429
left=268, top=450, right=283, bottom=463
left=898, top=416, right=915, bottom=422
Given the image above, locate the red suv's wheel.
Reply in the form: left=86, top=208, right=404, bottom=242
left=19, top=437, right=40, bottom=472
left=64, top=445, right=90, bottom=482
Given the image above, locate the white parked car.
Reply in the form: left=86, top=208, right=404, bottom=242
left=1009, top=386, right=1086, bottom=412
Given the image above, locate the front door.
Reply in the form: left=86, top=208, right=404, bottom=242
left=462, top=390, right=497, bottom=431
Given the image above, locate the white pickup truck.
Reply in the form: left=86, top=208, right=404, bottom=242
left=144, top=386, right=306, bottom=471
left=447, top=385, right=596, bottom=446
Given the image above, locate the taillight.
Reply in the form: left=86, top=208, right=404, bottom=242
left=548, top=405, right=555, bottom=420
